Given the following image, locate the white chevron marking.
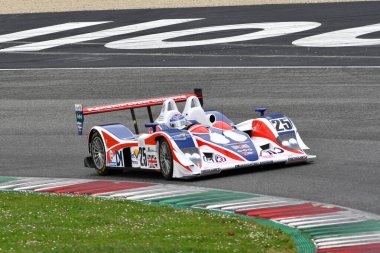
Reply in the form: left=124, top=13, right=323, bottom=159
left=0, top=22, right=109, bottom=43
left=0, top=19, right=200, bottom=52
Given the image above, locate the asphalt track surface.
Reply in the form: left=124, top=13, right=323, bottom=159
left=1, top=67, right=379, bottom=214
left=0, top=1, right=379, bottom=67
left=0, top=2, right=379, bottom=215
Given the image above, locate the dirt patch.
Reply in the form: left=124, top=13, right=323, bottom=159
left=0, top=0, right=370, bottom=14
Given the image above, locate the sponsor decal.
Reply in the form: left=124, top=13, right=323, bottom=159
left=201, top=168, right=222, bottom=175
left=235, top=162, right=258, bottom=169
left=131, top=147, right=153, bottom=167
left=86, top=96, right=187, bottom=113
left=231, top=143, right=251, bottom=150
left=170, top=114, right=185, bottom=121
left=75, top=104, right=84, bottom=135
left=132, top=148, right=140, bottom=159
left=203, top=156, right=214, bottom=163
left=270, top=118, right=294, bottom=132
left=139, top=147, right=148, bottom=167
left=240, top=148, right=254, bottom=156
left=202, top=154, right=226, bottom=163
left=235, top=160, right=273, bottom=168
left=76, top=122, right=83, bottom=134
left=147, top=146, right=156, bottom=153
left=115, top=150, right=124, bottom=167
left=108, top=150, right=123, bottom=166
left=131, top=147, right=140, bottom=167
left=148, top=155, right=158, bottom=168
left=214, top=154, right=226, bottom=163
left=172, top=133, right=188, bottom=141
left=260, top=147, right=284, bottom=158
left=288, top=155, right=307, bottom=162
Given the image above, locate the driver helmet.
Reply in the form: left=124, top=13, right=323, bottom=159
left=169, top=113, right=187, bottom=129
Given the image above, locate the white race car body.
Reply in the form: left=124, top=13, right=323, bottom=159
left=76, top=89, right=315, bottom=179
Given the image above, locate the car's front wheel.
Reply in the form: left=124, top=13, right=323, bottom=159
left=159, top=138, right=173, bottom=180
left=90, top=132, right=109, bottom=175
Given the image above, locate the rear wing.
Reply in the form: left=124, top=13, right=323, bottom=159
left=75, top=88, right=203, bottom=135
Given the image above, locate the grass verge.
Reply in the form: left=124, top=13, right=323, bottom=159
left=0, top=192, right=295, bottom=253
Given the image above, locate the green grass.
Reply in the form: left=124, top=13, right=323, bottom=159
left=0, top=192, right=295, bottom=253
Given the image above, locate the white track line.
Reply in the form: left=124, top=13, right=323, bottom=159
left=233, top=201, right=306, bottom=212
left=317, top=239, right=380, bottom=249
left=0, top=66, right=380, bottom=71
left=221, top=200, right=301, bottom=211
left=125, top=189, right=204, bottom=200
left=2, top=50, right=380, bottom=59
left=16, top=181, right=86, bottom=191
left=127, top=190, right=209, bottom=201
left=278, top=211, right=361, bottom=223
left=107, top=185, right=194, bottom=197
left=34, top=179, right=94, bottom=191
left=13, top=178, right=75, bottom=190
left=143, top=191, right=208, bottom=200
left=94, top=185, right=164, bottom=197
left=314, top=232, right=380, bottom=243
left=0, top=22, right=109, bottom=43
left=288, top=216, right=366, bottom=227
left=297, top=218, right=369, bottom=229
left=0, top=178, right=48, bottom=189
left=205, top=197, right=274, bottom=209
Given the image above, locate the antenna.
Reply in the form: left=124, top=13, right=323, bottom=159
left=221, top=96, right=225, bottom=136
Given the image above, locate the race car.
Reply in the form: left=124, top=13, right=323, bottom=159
left=75, top=89, right=315, bottom=179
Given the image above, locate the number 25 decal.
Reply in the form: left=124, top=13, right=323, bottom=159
left=270, top=118, right=293, bottom=132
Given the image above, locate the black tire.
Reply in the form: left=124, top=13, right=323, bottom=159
left=159, top=138, right=174, bottom=180
left=90, top=132, right=110, bottom=175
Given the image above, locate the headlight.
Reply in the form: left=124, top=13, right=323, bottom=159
left=282, top=140, right=290, bottom=147
left=277, top=134, right=301, bottom=151
left=192, top=153, right=201, bottom=159
left=182, top=147, right=201, bottom=166
left=289, top=138, right=298, bottom=145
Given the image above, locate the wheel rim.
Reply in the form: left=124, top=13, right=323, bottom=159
left=91, top=136, right=105, bottom=170
left=160, top=141, right=172, bottom=176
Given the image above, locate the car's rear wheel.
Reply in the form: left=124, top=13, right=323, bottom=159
left=159, top=138, right=173, bottom=180
left=90, top=132, right=109, bottom=175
